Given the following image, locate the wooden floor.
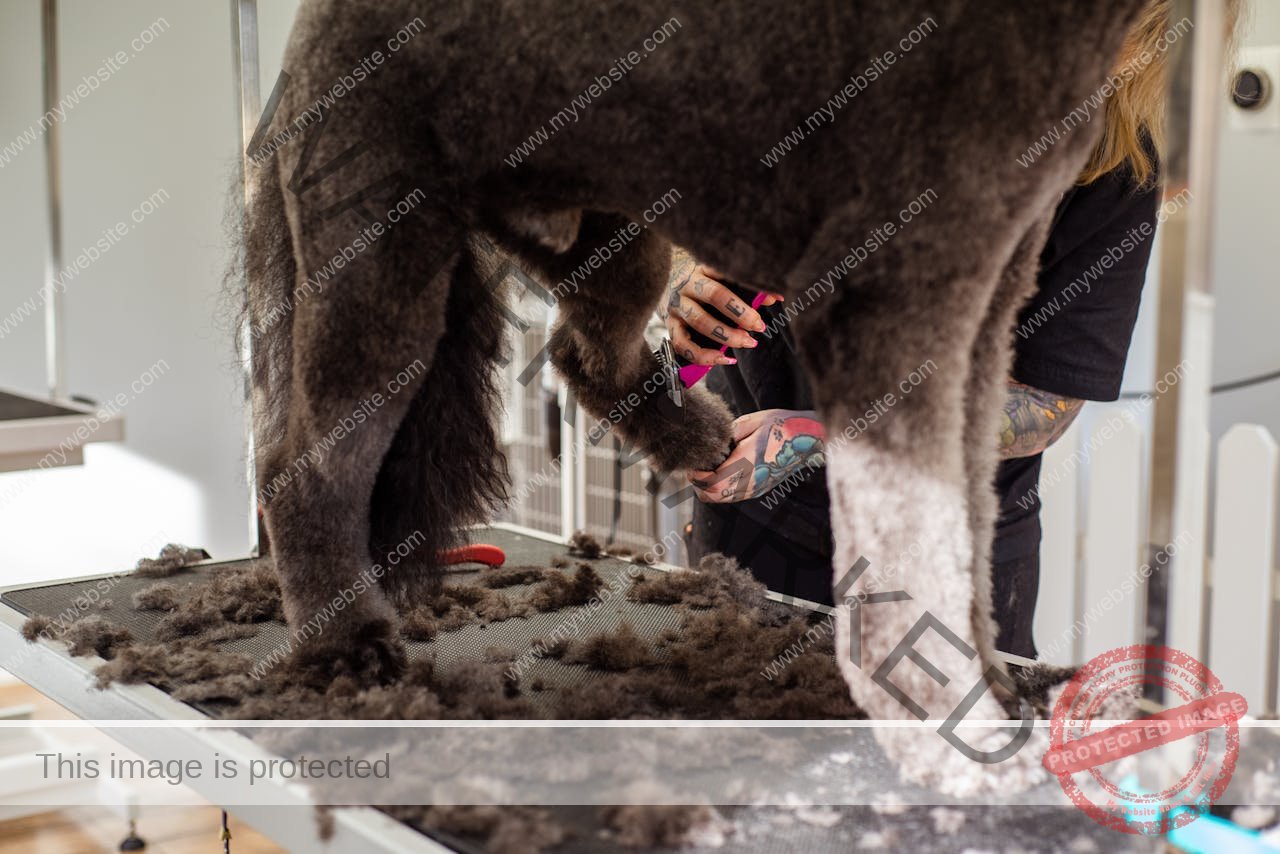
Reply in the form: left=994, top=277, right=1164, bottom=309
left=0, top=683, right=286, bottom=854
left=0, top=808, right=285, bottom=854
left=0, top=679, right=74, bottom=720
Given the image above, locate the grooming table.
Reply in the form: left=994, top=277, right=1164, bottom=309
left=0, top=524, right=1167, bottom=853
left=0, top=388, right=124, bottom=473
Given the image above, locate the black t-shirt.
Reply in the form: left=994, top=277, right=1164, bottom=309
left=706, top=161, right=1160, bottom=561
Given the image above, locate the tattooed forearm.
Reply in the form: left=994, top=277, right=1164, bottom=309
left=690, top=410, right=826, bottom=503
left=998, top=381, right=1084, bottom=459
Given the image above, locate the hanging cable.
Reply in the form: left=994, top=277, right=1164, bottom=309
left=1116, top=366, right=1280, bottom=399
left=1209, top=367, right=1280, bottom=395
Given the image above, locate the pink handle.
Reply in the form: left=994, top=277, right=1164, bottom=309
left=678, top=291, right=770, bottom=388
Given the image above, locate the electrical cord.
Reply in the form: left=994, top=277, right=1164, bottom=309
left=1208, top=367, right=1280, bottom=395
left=1116, top=365, right=1280, bottom=399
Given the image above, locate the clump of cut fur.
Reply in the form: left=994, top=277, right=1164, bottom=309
left=568, top=530, right=603, bottom=559
left=132, top=582, right=183, bottom=612
left=482, top=566, right=551, bottom=588
left=21, top=614, right=60, bottom=642
left=599, top=804, right=724, bottom=848
left=147, top=561, right=284, bottom=642
left=483, top=645, right=518, bottom=663
left=545, top=557, right=862, bottom=719
left=94, top=640, right=255, bottom=692
left=62, top=616, right=133, bottom=660
left=395, top=562, right=608, bottom=643
left=400, top=607, right=439, bottom=641
left=532, top=636, right=571, bottom=659
left=92, top=633, right=535, bottom=721
left=567, top=622, right=653, bottom=671
left=628, top=571, right=704, bottom=606
left=629, top=553, right=781, bottom=620
left=154, top=603, right=222, bottom=642
left=134, top=544, right=209, bottom=578
left=414, top=582, right=530, bottom=631
left=529, top=565, right=603, bottom=611
left=204, top=562, right=285, bottom=623
left=386, top=805, right=566, bottom=854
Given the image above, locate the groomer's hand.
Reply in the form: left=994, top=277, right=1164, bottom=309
left=690, top=409, right=825, bottom=503
left=660, top=247, right=782, bottom=366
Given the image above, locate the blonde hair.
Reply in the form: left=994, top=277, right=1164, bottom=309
left=1080, top=0, right=1245, bottom=186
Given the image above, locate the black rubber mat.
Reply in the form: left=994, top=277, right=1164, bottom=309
left=0, top=527, right=688, bottom=719
left=2, top=527, right=1160, bottom=852
left=0, top=390, right=81, bottom=421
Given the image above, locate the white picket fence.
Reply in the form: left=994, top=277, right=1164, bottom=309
left=1035, top=409, right=1279, bottom=716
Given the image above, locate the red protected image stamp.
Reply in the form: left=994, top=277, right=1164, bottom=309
left=1043, top=645, right=1247, bottom=835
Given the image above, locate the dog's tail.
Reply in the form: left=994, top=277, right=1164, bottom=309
left=369, top=234, right=511, bottom=605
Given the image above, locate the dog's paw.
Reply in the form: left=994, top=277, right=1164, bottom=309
left=289, top=617, right=407, bottom=690
left=649, top=386, right=734, bottom=472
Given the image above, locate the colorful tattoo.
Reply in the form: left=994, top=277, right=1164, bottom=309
left=750, top=414, right=825, bottom=495
left=999, top=381, right=1084, bottom=458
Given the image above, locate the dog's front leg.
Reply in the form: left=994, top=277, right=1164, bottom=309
left=512, top=211, right=735, bottom=474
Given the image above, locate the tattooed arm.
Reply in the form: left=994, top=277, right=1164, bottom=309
left=998, top=381, right=1084, bottom=459
left=689, top=380, right=1080, bottom=504
left=690, top=409, right=825, bottom=503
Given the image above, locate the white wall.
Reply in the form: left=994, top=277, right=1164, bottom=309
left=1086, top=2, right=1280, bottom=587
left=0, top=1, right=303, bottom=584
left=1207, top=3, right=1280, bottom=447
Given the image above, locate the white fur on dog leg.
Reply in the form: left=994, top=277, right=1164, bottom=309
left=826, top=441, right=1000, bottom=721
left=826, top=441, right=1052, bottom=793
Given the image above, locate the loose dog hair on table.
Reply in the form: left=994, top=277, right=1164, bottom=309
left=236, top=0, right=1149, bottom=793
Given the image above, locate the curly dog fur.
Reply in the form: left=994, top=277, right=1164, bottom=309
left=234, top=0, right=1147, bottom=792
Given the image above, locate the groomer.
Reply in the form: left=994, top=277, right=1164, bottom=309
left=666, top=4, right=1176, bottom=658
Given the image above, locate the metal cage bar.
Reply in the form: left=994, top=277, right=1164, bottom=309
left=41, top=0, right=66, bottom=401
left=230, top=0, right=264, bottom=553
left=1146, top=0, right=1228, bottom=665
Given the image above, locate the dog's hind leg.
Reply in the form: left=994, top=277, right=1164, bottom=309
left=962, top=209, right=1056, bottom=670
left=790, top=202, right=1046, bottom=795
left=259, top=166, right=465, bottom=686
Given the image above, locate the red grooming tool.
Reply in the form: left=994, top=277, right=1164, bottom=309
left=437, top=544, right=506, bottom=568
